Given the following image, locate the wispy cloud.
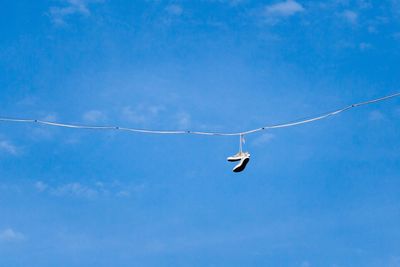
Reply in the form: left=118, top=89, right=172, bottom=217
left=216, top=0, right=244, bottom=6
left=121, top=104, right=165, bottom=125
left=165, top=4, right=183, bottom=16
left=341, top=10, right=358, bottom=24
left=175, top=112, right=191, bottom=129
left=34, top=181, right=48, bottom=192
left=359, top=42, right=372, bottom=51
left=35, top=180, right=145, bottom=199
left=34, top=181, right=98, bottom=199
left=0, top=228, right=25, bottom=242
left=369, top=110, right=385, bottom=121
left=28, top=113, right=59, bottom=141
left=162, top=4, right=184, bottom=26
left=17, top=96, right=38, bottom=107
left=83, top=110, right=107, bottom=123
left=0, top=139, right=19, bottom=156
left=48, top=0, right=102, bottom=25
left=251, top=133, right=275, bottom=147
left=263, top=0, right=305, bottom=23
left=358, top=0, right=372, bottom=9
left=51, top=182, right=99, bottom=199
left=42, top=113, right=58, bottom=122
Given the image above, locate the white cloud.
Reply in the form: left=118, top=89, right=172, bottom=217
left=341, top=10, right=358, bottom=24
left=36, top=181, right=97, bottom=198
left=35, top=180, right=145, bottom=199
left=17, top=96, right=38, bottom=107
left=31, top=128, right=55, bottom=141
left=42, top=113, right=58, bottom=122
left=0, top=228, right=25, bottom=242
left=216, top=0, right=244, bottom=6
left=368, top=25, right=377, bottom=33
left=121, top=104, right=164, bottom=125
left=35, top=181, right=48, bottom=192
left=0, top=140, right=19, bottom=156
left=48, top=0, right=102, bottom=25
left=64, top=135, right=81, bottom=145
left=116, top=190, right=131, bottom=198
left=389, top=256, right=400, bottom=267
left=176, top=112, right=191, bottom=129
left=264, top=0, right=305, bottom=18
left=359, top=42, right=372, bottom=51
left=358, top=0, right=372, bottom=9
left=251, top=133, right=275, bottom=147
left=166, top=4, right=183, bottom=16
left=369, top=110, right=385, bottom=121
left=51, top=182, right=98, bottom=199
left=83, top=110, right=107, bottom=123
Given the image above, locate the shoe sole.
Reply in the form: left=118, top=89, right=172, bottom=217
left=233, top=157, right=250, bottom=173
left=227, top=157, right=242, bottom=162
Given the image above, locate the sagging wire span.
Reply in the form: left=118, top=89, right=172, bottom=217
left=1, top=92, right=400, bottom=137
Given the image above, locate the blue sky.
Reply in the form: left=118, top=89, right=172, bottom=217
left=1, top=0, right=400, bottom=266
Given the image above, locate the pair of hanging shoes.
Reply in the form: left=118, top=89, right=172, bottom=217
left=227, top=152, right=250, bottom=172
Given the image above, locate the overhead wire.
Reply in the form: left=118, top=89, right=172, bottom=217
left=1, top=92, right=400, bottom=137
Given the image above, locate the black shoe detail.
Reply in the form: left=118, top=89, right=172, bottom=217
left=233, top=157, right=250, bottom=173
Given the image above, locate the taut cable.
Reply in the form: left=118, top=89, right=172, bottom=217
left=1, top=92, right=400, bottom=137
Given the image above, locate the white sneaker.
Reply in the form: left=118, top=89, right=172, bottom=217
left=232, top=152, right=250, bottom=173
left=227, top=152, right=246, bottom=162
